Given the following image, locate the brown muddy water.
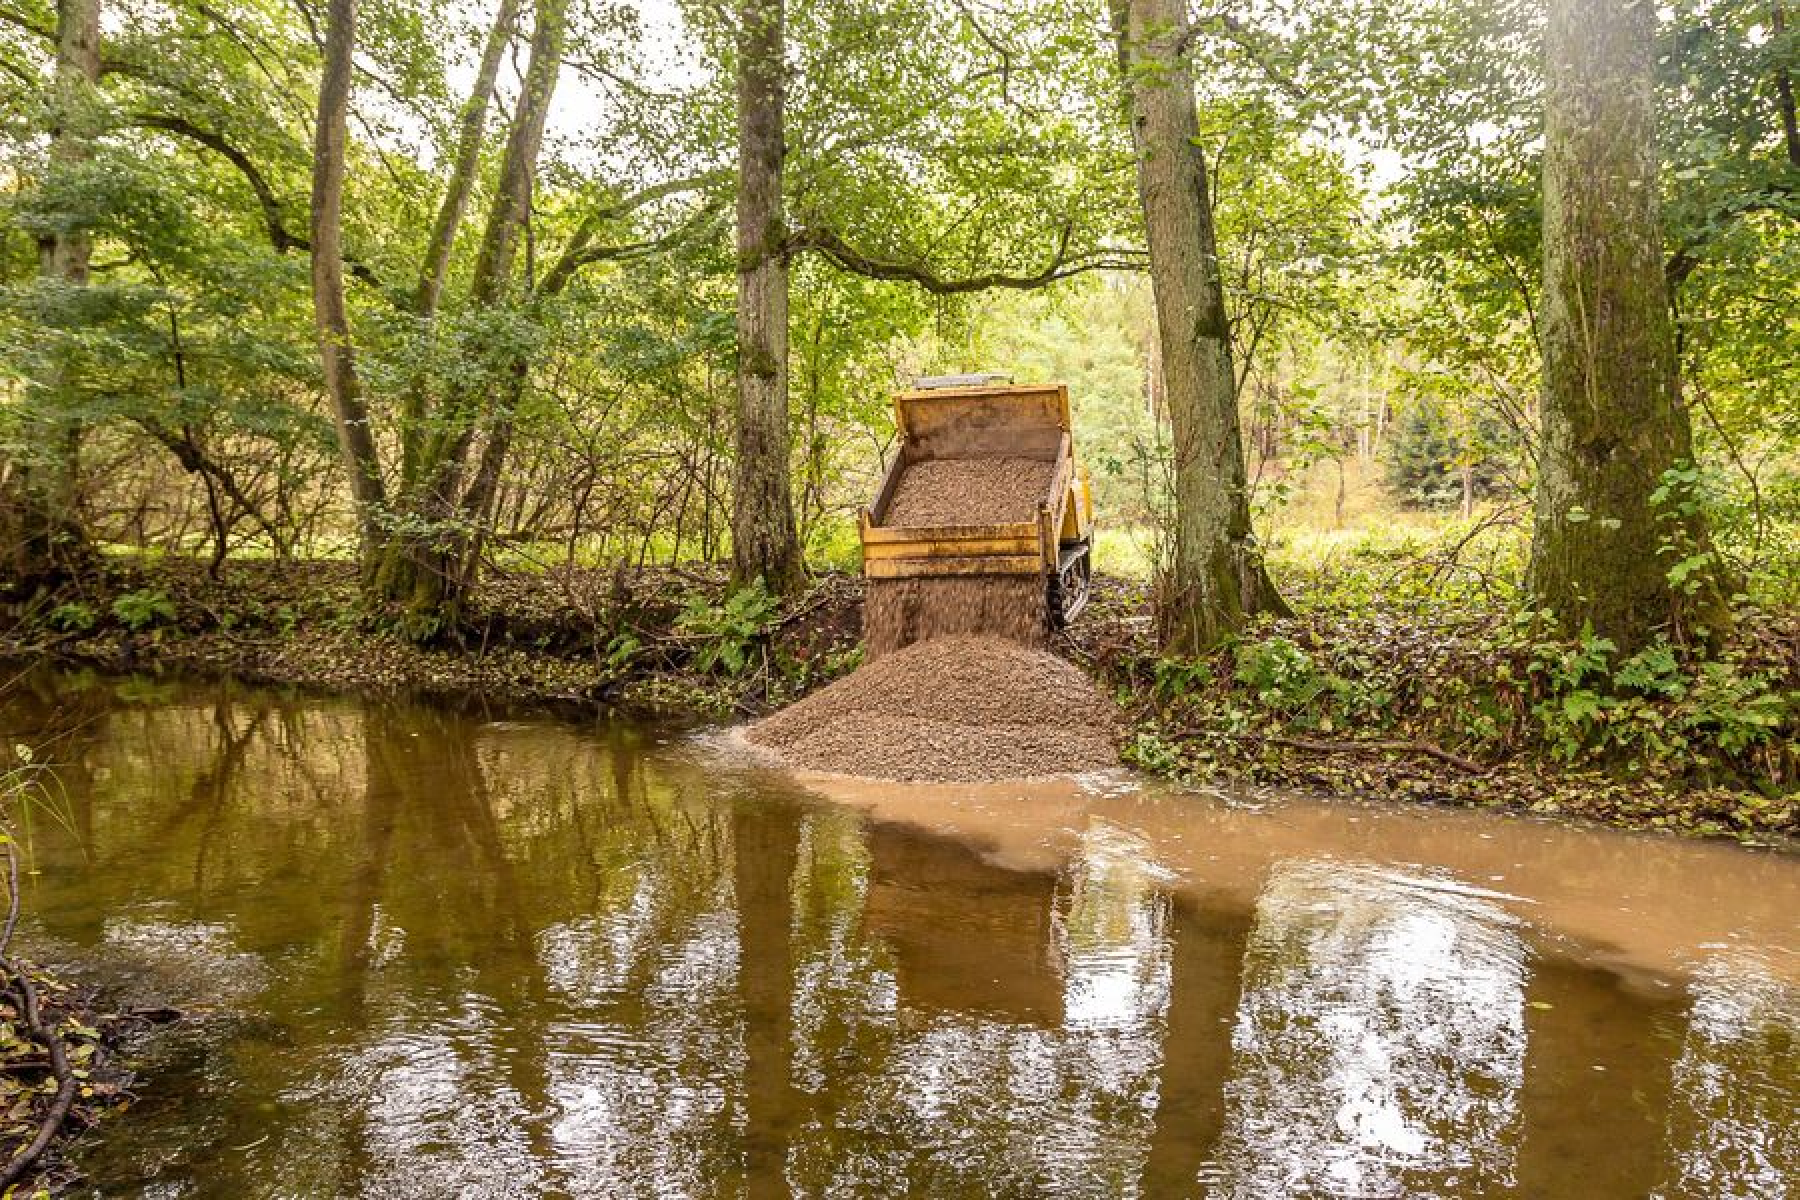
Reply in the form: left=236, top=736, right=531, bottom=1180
left=1, top=669, right=1795, bottom=1198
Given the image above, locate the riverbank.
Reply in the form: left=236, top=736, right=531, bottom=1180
left=0, top=957, right=166, bottom=1192
left=4, top=555, right=1795, bottom=842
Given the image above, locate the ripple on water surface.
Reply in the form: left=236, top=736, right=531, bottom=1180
left=0, top=671, right=1791, bottom=1198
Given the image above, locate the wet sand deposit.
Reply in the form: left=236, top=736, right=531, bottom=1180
left=745, top=636, right=1119, bottom=782
left=884, top=457, right=1054, bottom=527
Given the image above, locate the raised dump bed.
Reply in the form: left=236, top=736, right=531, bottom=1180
left=860, top=377, right=1093, bottom=657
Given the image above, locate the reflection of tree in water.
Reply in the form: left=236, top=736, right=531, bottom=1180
left=1655, top=959, right=1799, bottom=1199
left=11, top=692, right=773, bottom=1196
left=1207, top=859, right=1527, bottom=1199
left=11, top=678, right=1797, bottom=1198
left=784, top=818, right=1169, bottom=1198
left=1140, top=891, right=1251, bottom=1198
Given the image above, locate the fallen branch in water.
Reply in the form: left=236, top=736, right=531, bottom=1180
left=0, top=957, right=81, bottom=1191
left=1252, top=733, right=1490, bottom=775
left=0, top=837, right=78, bottom=1191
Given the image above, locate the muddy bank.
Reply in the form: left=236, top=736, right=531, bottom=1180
left=1, top=557, right=864, bottom=717
left=0, top=957, right=173, bottom=1192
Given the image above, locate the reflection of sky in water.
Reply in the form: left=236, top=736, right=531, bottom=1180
left=1061, top=823, right=1171, bottom=1037
left=276, top=998, right=549, bottom=1198
left=786, top=817, right=1169, bottom=1197
left=1656, top=957, right=1800, bottom=1199
left=10, top=684, right=1798, bottom=1199
left=543, top=906, right=743, bottom=1196
left=1206, top=859, right=1527, bottom=1199
left=100, top=913, right=270, bottom=1001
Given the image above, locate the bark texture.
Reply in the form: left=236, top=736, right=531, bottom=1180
left=41, top=0, right=100, bottom=283
left=309, top=0, right=387, bottom=567
left=730, top=0, right=804, bottom=596
left=1115, top=0, right=1287, bottom=654
left=1531, top=0, right=1729, bottom=650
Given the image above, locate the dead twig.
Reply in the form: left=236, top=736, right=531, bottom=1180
left=0, top=837, right=80, bottom=1191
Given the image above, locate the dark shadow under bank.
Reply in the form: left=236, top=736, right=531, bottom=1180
left=2, top=554, right=1794, bottom=844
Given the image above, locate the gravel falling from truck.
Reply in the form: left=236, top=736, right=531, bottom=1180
left=744, top=451, right=1115, bottom=783
left=862, top=575, right=1047, bottom=661
left=865, top=455, right=1059, bottom=661
left=744, top=636, right=1119, bottom=782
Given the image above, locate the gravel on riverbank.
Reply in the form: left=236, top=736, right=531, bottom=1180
left=745, top=635, right=1120, bottom=782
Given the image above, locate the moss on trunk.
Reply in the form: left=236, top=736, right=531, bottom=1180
left=1532, top=0, right=1731, bottom=651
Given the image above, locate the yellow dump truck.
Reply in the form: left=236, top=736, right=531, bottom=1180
left=859, top=376, right=1094, bottom=653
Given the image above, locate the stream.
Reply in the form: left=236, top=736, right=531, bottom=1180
left=1, top=668, right=1795, bottom=1198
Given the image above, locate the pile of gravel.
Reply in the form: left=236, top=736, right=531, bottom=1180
left=745, top=636, right=1119, bottom=782
left=883, top=457, right=1053, bottom=527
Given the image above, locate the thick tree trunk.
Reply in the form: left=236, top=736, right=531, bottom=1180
left=41, top=0, right=99, bottom=283
left=0, top=0, right=101, bottom=590
left=1115, top=0, right=1287, bottom=655
left=309, top=0, right=387, bottom=571
left=370, top=0, right=566, bottom=636
left=1531, top=0, right=1729, bottom=650
left=730, top=0, right=803, bottom=596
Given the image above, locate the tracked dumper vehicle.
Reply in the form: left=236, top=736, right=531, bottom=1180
left=860, top=376, right=1094, bottom=658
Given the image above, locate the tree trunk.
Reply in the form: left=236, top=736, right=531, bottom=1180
left=1776, top=4, right=1799, bottom=169
left=730, top=0, right=803, bottom=596
left=413, top=0, right=520, bottom=317
left=1114, top=0, right=1287, bottom=654
left=41, top=0, right=99, bottom=283
left=370, top=0, right=566, bottom=637
left=309, top=0, right=387, bottom=572
left=0, top=0, right=101, bottom=591
left=394, top=0, right=521, bottom=496
left=1531, top=0, right=1729, bottom=650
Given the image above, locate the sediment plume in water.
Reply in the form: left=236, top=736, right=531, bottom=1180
left=745, top=635, right=1119, bottom=783
left=863, top=574, right=1046, bottom=660
left=883, top=456, right=1054, bottom=527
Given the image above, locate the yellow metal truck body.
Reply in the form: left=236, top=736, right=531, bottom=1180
left=859, top=379, right=1094, bottom=624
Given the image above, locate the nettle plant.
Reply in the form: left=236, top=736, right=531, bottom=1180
left=110, top=589, right=178, bottom=633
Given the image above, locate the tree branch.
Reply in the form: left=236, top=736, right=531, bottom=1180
left=1666, top=188, right=1798, bottom=286
left=539, top=172, right=728, bottom=295
left=129, top=113, right=391, bottom=295
left=1182, top=8, right=1308, bottom=105
left=789, top=222, right=1146, bottom=295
